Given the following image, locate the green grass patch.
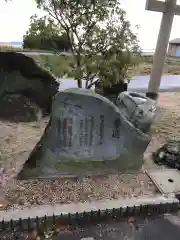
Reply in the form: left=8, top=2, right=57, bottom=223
left=1, top=45, right=180, bottom=77
left=0, top=45, right=57, bottom=53
left=29, top=54, right=75, bottom=77
left=28, top=55, right=180, bottom=78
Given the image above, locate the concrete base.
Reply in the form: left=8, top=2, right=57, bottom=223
left=146, top=169, right=180, bottom=195
left=0, top=195, right=178, bottom=222
left=0, top=195, right=179, bottom=239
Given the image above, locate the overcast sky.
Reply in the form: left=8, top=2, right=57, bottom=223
left=1, top=0, right=180, bottom=50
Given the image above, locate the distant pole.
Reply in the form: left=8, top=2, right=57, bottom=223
left=145, top=0, right=178, bottom=100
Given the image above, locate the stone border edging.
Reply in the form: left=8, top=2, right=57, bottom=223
left=1, top=195, right=179, bottom=222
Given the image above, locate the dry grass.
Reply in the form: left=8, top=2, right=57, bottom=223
left=134, top=62, right=180, bottom=76
left=1, top=47, right=180, bottom=77
left=0, top=45, right=53, bottom=53
left=0, top=92, right=179, bottom=209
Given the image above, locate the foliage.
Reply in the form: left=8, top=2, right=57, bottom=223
left=0, top=51, right=178, bottom=80
left=34, top=0, right=141, bottom=88
left=30, top=54, right=75, bottom=77
left=23, top=15, right=70, bottom=52
left=27, top=54, right=157, bottom=79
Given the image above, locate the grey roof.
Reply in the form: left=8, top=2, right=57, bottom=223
left=169, top=38, right=180, bottom=44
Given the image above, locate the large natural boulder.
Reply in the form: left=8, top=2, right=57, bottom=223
left=0, top=93, right=41, bottom=122
left=17, top=88, right=156, bottom=179
left=0, top=52, right=59, bottom=115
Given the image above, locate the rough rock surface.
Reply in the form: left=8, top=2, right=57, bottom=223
left=17, top=89, right=156, bottom=179
left=153, top=137, right=180, bottom=170
left=0, top=52, right=59, bottom=117
left=0, top=94, right=41, bottom=122
left=116, top=92, right=157, bottom=133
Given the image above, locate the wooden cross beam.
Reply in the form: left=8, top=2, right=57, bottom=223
left=145, top=0, right=180, bottom=99
left=146, top=0, right=180, bottom=15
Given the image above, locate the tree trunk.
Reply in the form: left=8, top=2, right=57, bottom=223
left=76, top=54, right=82, bottom=88
left=77, top=79, right=82, bottom=88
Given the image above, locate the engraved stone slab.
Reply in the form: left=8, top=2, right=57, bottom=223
left=18, top=88, right=154, bottom=179
left=41, top=89, right=150, bottom=162
left=31, top=88, right=152, bottom=177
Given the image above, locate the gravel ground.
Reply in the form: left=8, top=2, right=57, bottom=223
left=0, top=92, right=180, bottom=210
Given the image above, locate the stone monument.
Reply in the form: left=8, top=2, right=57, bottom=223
left=18, top=88, right=157, bottom=179
left=116, top=91, right=156, bottom=133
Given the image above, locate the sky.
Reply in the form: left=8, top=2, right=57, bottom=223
left=0, top=0, right=180, bottom=50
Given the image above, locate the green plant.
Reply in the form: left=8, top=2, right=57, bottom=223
left=23, top=15, right=71, bottom=52
left=30, top=0, right=141, bottom=88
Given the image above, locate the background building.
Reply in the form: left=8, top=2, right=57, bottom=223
left=168, top=38, right=180, bottom=57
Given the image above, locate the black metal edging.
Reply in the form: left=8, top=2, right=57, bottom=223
left=0, top=201, right=179, bottom=233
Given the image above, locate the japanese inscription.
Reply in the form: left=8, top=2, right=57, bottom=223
left=68, top=118, right=73, bottom=147
left=56, top=114, right=121, bottom=148
left=56, top=114, right=107, bottom=147
left=112, top=118, right=121, bottom=139
left=89, top=116, right=94, bottom=146
left=79, top=119, right=84, bottom=146
left=99, top=115, right=105, bottom=145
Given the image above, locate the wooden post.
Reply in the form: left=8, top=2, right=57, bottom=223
left=145, top=0, right=180, bottom=100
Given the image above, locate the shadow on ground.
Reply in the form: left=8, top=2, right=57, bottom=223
left=1, top=214, right=180, bottom=239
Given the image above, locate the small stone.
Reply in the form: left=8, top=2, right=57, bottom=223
left=18, top=186, right=26, bottom=191
left=55, top=228, right=60, bottom=233
left=128, top=216, right=136, bottom=224
left=27, top=229, right=38, bottom=239
left=18, top=197, right=25, bottom=205
left=128, top=217, right=139, bottom=230
left=35, top=197, right=42, bottom=205
left=0, top=199, right=9, bottom=210
left=0, top=168, right=5, bottom=175
left=131, top=193, right=138, bottom=198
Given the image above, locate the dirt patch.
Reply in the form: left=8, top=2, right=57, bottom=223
left=143, top=92, right=180, bottom=169
left=0, top=92, right=179, bottom=209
